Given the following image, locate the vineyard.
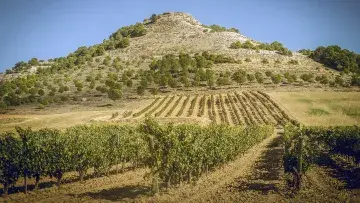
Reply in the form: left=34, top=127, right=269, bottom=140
left=0, top=119, right=273, bottom=196
left=133, top=91, right=298, bottom=126
left=283, top=124, right=360, bottom=190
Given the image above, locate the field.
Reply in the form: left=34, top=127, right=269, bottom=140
left=269, top=91, right=360, bottom=126
left=131, top=91, right=296, bottom=126
left=0, top=90, right=296, bottom=133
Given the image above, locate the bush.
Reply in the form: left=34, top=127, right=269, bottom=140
left=247, top=74, right=255, bottom=83
left=271, top=74, right=282, bottom=85
left=255, top=72, right=264, bottom=84
left=0, top=100, right=7, bottom=109
left=38, top=89, right=45, bottom=96
left=265, top=71, right=273, bottom=77
left=108, top=88, right=122, bottom=102
left=288, top=60, right=299, bottom=65
left=137, top=85, right=145, bottom=95
left=261, top=58, right=269, bottom=64
left=300, top=73, right=314, bottom=82
left=310, top=45, right=360, bottom=73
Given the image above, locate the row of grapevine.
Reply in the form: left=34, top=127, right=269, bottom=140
left=232, top=95, right=250, bottom=125
left=226, top=93, right=243, bottom=125
left=257, top=91, right=299, bottom=126
left=155, top=96, right=175, bottom=117
left=240, top=92, right=263, bottom=124
left=245, top=92, right=274, bottom=125
left=187, top=95, right=199, bottom=117
left=250, top=91, right=284, bottom=125
left=177, top=95, right=190, bottom=117
left=133, top=98, right=160, bottom=117
left=0, top=119, right=274, bottom=196
left=215, top=96, right=226, bottom=123
left=243, top=92, right=271, bottom=125
left=283, top=124, right=360, bottom=189
left=197, top=95, right=206, bottom=117
left=208, top=95, right=216, bottom=123
left=219, top=94, right=230, bottom=124
left=133, top=92, right=297, bottom=127
left=166, top=95, right=183, bottom=117
left=0, top=125, right=147, bottom=196
left=146, top=96, right=168, bottom=116
left=234, top=92, right=255, bottom=125
left=140, top=118, right=274, bottom=193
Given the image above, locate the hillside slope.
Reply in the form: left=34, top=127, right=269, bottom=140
left=0, top=12, right=348, bottom=111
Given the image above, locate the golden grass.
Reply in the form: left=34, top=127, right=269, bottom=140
left=269, top=91, right=360, bottom=126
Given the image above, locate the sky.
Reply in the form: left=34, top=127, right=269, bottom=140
left=0, top=0, right=359, bottom=72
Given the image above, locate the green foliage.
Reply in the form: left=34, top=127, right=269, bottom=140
left=203, top=24, right=239, bottom=33
left=300, top=73, right=314, bottom=82
left=28, top=58, right=40, bottom=66
left=0, top=100, right=7, bottom=109
left=216, top=76, right=231, bottom=86
left=284, top=72, right=297, bottom=83
left=247, top=74, right=255, bottom=83
left=136, top=85, right=145, bottom=96
left=351, top=75, right=360, bottom=86
left=110, top=23, right=147, bottom=39
left=244, top=58, right=252, bottom=62
left=107, top=88, right=122, bottom=102
left=205, top=69, right=216, bottom=88
left=265, top=71, right=273, bottom=77
left=230, top=40, right=292, bottom=56
left=150, top=14, right=159, bottom=23
left=298, top=49, right=312, bottom=56
left=139, top=118, right=273, bottom=190
left=315, top=75, right=329, bottom=84
left=261, top=58, right=269, bottom=64
left=284, top=124, right=360, bottom=174
left=0, top=133, right=22, bottom=195
left=288, top=59, right=299, bottom=65
left=311, top=45, right=360, bottom=73
left=271, top=74, right=282, bottom=85
left=0, top=119, right=273, bottom=194
left=255, top=72, right=264, bottom=84
left=232, top=70, right=247, bottom=85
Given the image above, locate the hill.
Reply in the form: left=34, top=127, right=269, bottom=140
left=0, top=12, right=357, bottom=112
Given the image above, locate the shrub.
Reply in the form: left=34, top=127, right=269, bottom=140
left=300, top=73, right=314, bottom=82
left=137, top=85, right=145, bottom=95
left=232, top=70, right=247, bottom=85
left=288, top=60, right=299, bottom=65
left=108, top=88, right=122, bottom=102
left=261, top=58, right=269, bottom=64
left=38, top=89, right=45, bottom=96
left=247, top=74, right=255, bottom=83
left=271, top=74, right=282, bottom=85
left=265, top=71, right=273, bottom=77
left=255, top=72, right=264, bottom=84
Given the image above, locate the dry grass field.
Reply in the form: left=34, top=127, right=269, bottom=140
left=1, top=91, right=359, bottom=134
left=269, top=91, right=360, bottom=126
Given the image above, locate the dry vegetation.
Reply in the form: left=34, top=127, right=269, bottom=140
left=269, top=91, right=360, bottom=126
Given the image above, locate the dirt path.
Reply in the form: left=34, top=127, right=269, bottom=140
left=129, top=128, right=284, bottom=203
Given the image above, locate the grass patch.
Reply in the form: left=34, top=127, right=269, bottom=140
left=341, top=106, right=360, bottom=117
left=308, top=108, right=330, bottom=116
left=0, top=118, right=28, bottom=125
left=297, top=98, right=312, bottom=103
